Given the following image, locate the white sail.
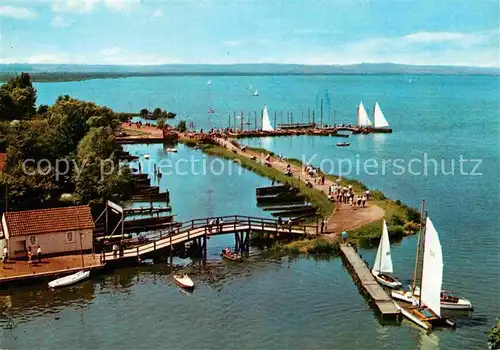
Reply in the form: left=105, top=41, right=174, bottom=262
left=207, top=80, right=211, bottom=85
left=372, top=220, right=393, bottom=274
left=373, top=102, right=390, bottom=128
left=420, top=217, right=443, bottom=317
left=357, top=102, right=372, bottom=127
left=262, top=105, right=274, bottom=131
left=254, top=89, right=259, bottom=96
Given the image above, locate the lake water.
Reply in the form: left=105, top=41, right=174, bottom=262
left=0, top=75, right=498, bottom=349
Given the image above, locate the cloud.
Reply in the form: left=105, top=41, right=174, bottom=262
left=0, top=5, right=37, bottom=19
left=51, top=16, right=72, bottom=27
left=51, top=0, right=140, bottom=13
left=223, top=40, right=243, bottom=47
left=25, top=54, right=69, bottom=64
left=296, top=29, right=499, bottom=67
left=294, top=28, right=331, bottom=35
left=152, top=9, right=163, bottom=18
left=100, top=46, right=124, bottom=56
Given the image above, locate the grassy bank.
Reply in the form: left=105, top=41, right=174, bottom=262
left=180, top=137, right=420, bottom=248
left=202, top=145, right=334, bottom=220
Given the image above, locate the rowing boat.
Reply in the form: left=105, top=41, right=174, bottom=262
left=48, top=270, right=90, bottom=289
left=173, top=273, right=194, bottom=290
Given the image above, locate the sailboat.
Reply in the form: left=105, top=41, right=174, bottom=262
left=253, top=89, right=259, bottom=96
left=261, top=105, right=274, bottom=132
left=371, top=102, right=392, bottom=133
left=371, top=220, right=402, bottom=289
left=356, top=102, right=372, bottom=128
left=207, top=80, right=212, bottom=85
left=395, top=210, right=455, bottom=330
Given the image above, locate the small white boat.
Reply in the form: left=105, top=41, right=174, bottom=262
left=166, top=148, right=177, bottom=153
left=372, top=220, right=402, bottom=289
left=253, top=89, right=259, bottom=96
left=392, top=286, right=473, bottom=310
left=143, top=153, right=150, bottom=159
left=48, top=270, right=90, bottom=288
left=207, top=80, right=212, bottom=85
left=173, top=273, right=194, bottom=290
left=336, top=142, right=350, bottom=147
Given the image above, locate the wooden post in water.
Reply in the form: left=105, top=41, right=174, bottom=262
left=240, top=111, right=244, bottom=132
left=254, top=111, right=257, bottom=131
left=312, top=110, right=315, bottom=126
left=274, top=111, right=277, bottom=129
left=291, top=112, right=294, bottom=125
left=308, top=108, right=310, bottom=125
left=233, top=111, right=236, bottom=130
left=248, top=112, right=251, bottom=131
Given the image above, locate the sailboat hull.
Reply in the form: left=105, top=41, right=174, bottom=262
left=369, top=127, right=393, bottom=133
left=372, top=271, right=402, bottom=289
left=392, top=289, right=473, bottom=310
left=397, top=304, right=455, bottom=331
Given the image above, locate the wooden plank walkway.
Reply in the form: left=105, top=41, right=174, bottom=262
left=102, top=216, right=314, bottom=262
left=339, top=244, right=400, bottom=319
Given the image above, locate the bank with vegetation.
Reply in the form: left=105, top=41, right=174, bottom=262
left=180, top=136, right=421, bottom=255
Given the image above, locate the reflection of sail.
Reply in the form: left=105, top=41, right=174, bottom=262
left=418, top=326, right=440, bottom=350
left=260, top=137, right=272, bottom=150
left=262, top=105, right=274, bottom=131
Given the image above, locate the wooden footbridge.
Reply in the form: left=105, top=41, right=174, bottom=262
left=101, top=215, right=318, bottom=263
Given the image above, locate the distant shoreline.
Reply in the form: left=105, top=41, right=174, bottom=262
left=0, top=71, right=497, bottom=83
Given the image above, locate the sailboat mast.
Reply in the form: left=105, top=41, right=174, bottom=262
left=412, top=200, right=425, bottom=291
left=418, top=209, right=428, bottom=305
left=378, top=221, right=383, bottom=273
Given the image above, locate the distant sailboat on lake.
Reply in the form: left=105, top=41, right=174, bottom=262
left=261, top=105, right=274, bottom=131
left=207, top=80, right=212, bottom=85
left=253, top=89, right=259, bottom=96
left=356, top=102, right=372, bottom=127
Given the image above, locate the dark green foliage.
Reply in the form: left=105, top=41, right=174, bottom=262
left=0, top=72, right=37, bottom=120
left=370, top=190, right=386, bottom=200
left=140, top=108, right=149, bottom=117
left=488, top=320, right=500, bottom=349
left=388, top=225, right=405, bottom=240
left=156, top=118, right=165, bottom=129
left=176, top=120, right=187, bottom=132
left=389, top=215, right=405, bottom=226
left=405, top=206, right=421, bottom=224
left=37, top=104, right=49, bottom=115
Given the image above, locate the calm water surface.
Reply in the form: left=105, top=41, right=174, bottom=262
left=0, top=75, right=498, bottom=349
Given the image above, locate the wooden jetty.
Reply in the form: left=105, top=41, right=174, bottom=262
left=123, top=206, right=172, bottom=215
left=261, top=203, right=313, bottom=211
left=271, top=207, right=317, bottom=218
left=339, top=244, right=400, bottom=320
left=100, top=215, right=319, bottom=263
left=94, top=215, right=176, bottom=236
left=256, top=185, right=291, bottom=196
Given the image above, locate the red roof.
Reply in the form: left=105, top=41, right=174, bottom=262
left=0, top=153, right=6, bottom=173
left=4, top=205, right=94, bottom=237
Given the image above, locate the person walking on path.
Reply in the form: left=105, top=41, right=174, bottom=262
left=36, top=245, right=42, bottom=263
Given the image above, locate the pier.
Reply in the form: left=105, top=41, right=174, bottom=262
left=339, top=244, right=400, bottom=319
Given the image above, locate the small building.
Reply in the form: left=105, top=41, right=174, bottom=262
left=1, top=205, right=94, bottom=258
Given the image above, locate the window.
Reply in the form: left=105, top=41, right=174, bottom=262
left=29, top=236, right=36, bottom=245
left=66, top=232, right=74, bottom=243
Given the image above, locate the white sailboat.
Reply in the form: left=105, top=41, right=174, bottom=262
left=261, top=105, right=274, bottom=132
left=396, top=216, right=455, bottom=330
left=372, top=102, right=392, bottom=132
left=207, top=80, right=212, bottom=85
left=393, top=285, right=473, bottom=310
left=356, top=102, right=372, bottom=127
left=372, top=220, right=402, bottom=289
left=253, top=89, right=259, bottom=96
left=48, top=270, right=90, bottom=288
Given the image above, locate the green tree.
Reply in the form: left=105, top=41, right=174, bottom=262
left=140, top=108, right=149, bottom=117
left=152, top=108, right=162, bottom=119
left=37, top=104, right=49, bottom=115
left=176, top=120, right=187, bottom=132
left=489, top=320, right=500, bottom=349
left=157, top=118, right=166, bottom=129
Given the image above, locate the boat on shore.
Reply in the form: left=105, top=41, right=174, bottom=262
left=48, top=270, right=90, bottom=288
left=173, top=273, right=194, bottom=290
left=371, top=220, right=402, bottom=289
left=221, top=248, right=243, bottom=262
left=336, top=142, right=350, bottom=147
left=397, top=208, right=456, bottom=331
left=166, top=148, right=178, bottom=153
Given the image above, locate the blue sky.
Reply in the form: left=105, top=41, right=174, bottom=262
left=0, top=0, right=498, bottom=67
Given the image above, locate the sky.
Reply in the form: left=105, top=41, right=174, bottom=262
left=0, top=0, right=498, bottom=67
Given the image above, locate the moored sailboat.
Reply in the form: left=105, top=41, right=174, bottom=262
left=396, top=211, right=455, bottom=330
left=392, top=286, right=473, bottom=310
left=371, top=220, right=402, bottom=289
left=356, top=102, right=372, bottom=128
left=370, top=102, right=392, bottom=133
left=253, top=89, right=259, bottom=96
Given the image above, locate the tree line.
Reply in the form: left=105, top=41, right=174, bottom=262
left=0, top=73, right=134, bottom=211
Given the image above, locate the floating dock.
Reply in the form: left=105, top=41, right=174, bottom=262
left=339, top=244, right=400, bottom=319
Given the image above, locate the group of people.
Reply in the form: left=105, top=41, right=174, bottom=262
left=277, top=217, right=293, bottom=231
left=328, top=184, right=370, bottom=209
left=208, top=218, right=224, bottom=233
left=27, top=245, right=42, bottom=264
left=304, top=165, right=326, bottom=185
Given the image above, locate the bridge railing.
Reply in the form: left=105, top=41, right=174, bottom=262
left=101, top=215, right=319, bottom=261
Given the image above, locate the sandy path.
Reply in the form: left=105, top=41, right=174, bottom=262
left=215, top=137, right=384, bottom=236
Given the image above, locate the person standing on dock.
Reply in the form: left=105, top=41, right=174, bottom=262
left=36, top=245, right=42, bottom=263
left=219, top=218, right=224, bottom=232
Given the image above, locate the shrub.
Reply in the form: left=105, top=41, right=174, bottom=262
left=370, top=190, right=386, bottom=200
left=388, top=225, right=405, bottom=240
left=176, top=120, right=187, bottom=132
left=404, top=222, right=420, bottom=235
left=405, top=207, right=421, bottom=224
left=390, top=215, right=405, bottom=226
